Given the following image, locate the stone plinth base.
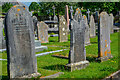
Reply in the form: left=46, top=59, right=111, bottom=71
left=65, top=60, right=89, bottom=72
left=35, top=46, right=47, bottom=52
left=96, top=55, right=113, bottom=62
left=16, top=72, right=41, bottom=78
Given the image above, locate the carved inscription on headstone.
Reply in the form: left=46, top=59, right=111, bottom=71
left=5, top=5, right=39, bottom=78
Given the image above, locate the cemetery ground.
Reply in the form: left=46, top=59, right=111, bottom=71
left=0, top=32, right=119, bottom=79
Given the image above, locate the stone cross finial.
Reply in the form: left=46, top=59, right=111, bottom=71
left=70, top=6, right=74, bottom=20
left=87, top=9, right=90, bottom=23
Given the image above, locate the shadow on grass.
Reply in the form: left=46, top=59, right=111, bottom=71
left=86, top=56, right=98, bottom=62
left=90, top=42, right=98, bottom=44
left=43, top=64, right=68, bottom=72
left=1, top=75, right=8, bottom=80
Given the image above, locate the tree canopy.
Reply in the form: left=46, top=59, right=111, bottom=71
left=29, top=2, right=120, bottom=16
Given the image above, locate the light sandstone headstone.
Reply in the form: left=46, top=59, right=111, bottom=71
left=58, top=16, right=68, bottom=42
left=97, top=12, right=113, bottom=62
left=66, top=11, right=89, bottom=71
left=37, top=21, right=49, bottom=43
left=89, top=15, right=96, bottom=37
left=109, top=14, right=114, bottom=33
left=65, top=5, right=69, bottom=30
left=5, top=5, right=40, bottom=78
left=83, top=15, right=90, bottom=45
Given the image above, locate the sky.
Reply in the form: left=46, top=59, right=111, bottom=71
left=17, top=0, right=38, bottom=7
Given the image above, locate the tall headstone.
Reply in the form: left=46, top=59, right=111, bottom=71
left=95, top=10, right=99, bottom=23
left=37, top=21, right=49, bottom=43
left=109, top=14, right=114, bottom=33
left=5, top=5, right=40, bottom=78
left=66, top=8, right=89, bottom=71
left=0, top=18, right=6, bottom=49
left=97, top=12, right=113, bottom=62
left=65, top=5, right=69, bottom=30
left=59, top=16, right=68, bottom=42
left=83, top=15, right=90, bottom=45
left=89, top=15, right=96, bottom=37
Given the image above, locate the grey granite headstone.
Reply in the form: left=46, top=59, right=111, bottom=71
left=58, top=16, right=68, bottom=42
left=83, top=15, right=90, bottom=45
left=89, top=15, right=96, bottom=37
left=66, top=16, right=89, bottom=72
left=54, top=15, right=58, bottom=22
left=95, top=11, right=99, bottom=23
left=37, top=21, right=49, bottom=43
left=5, top=5, right=40, bottom=78
left=73, top=8, right=82, bottom=22
left=97, top=12, right=113, bottom=62
left=0, top=18, right=6, bottom=49
left=109, top=14, right=114, bottom=34
left=32, top=16, right=38, bottom=37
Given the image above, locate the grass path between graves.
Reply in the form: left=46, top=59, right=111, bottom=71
left=0, top=32, right=119, bottom=79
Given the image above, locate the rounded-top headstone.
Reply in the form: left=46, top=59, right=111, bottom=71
left=5, top=5, right=38, bottom=78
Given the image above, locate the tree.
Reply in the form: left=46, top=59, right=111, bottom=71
left=29, top=2, right=40, bottom=11
left=2, top=3, right=13, bottom=13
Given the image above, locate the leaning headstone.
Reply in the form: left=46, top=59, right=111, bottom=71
left=0, top=18, right=6, bottom=49
left=58, top=16, right=68, bottom=42
left=97, top=12, right=113, bottom=62
left=83, top=15, right=90, bottom=45
left=89, top=15, right=96, bottom=37
left=66, top=12, right=89, bottom=71
left=109, top=14, right=114, bottom=33
left=5, top=5, right=40, bottom=78
left=37, top=21, right=49, bottom=43
left=65, top=5, right=69, bottom=30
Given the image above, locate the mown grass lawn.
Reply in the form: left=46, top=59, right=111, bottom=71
left=0, top=32, right=119, bottom=79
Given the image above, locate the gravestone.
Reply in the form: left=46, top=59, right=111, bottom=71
left=5, top=5, right=40, bottom=78
left=97, top=12, right=113, bottom=62
left=83, top=15, right=90, bottom=45
left=66, top=11, right=89, bottom=71
left=37, top=21, right=49, bottom=43
left=109, top=14, right=114, bottom=33
left=58, top=16, right=68, bottom=42
left=74, top=8, right=82, bottom=22
left=32, top=16, right=38, bottom=33
left=89, top=15, right=96, bottom=37
left=65, top=5, right=69, bottom=30
left=0, top=18, right=6, bottom=49
left=95, top=10, right=99, bottom=23
left=54, top=15, right=58, bottom=22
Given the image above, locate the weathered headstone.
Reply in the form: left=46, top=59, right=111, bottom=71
left=32, top=16, right=38, bottom=35
left=89, top=15, right=96, bottom=37
left=97, top=12, right=113, bottom=62
left=83, top=15, right=90, bottom=45
left=65, top=5, right=69, bottom=30
left=66, top=8, right=89, bottom=71
left=74, top=8, right=82, bottom=22
left=94, top=9, right=99, bottom=23
left=0, top=18, right=6, bottom=49
left=54, top=15, right=58, bottom=22
left=58, top=16, right=68, bottom=42
left=37, top=21, right=49, bottom=43
left=109, top=14, right=114, bottom=33
left=5, top=5, right=40, bottom=78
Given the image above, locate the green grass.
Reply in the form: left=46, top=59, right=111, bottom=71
left=0, top=32, right=119, bottom=79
